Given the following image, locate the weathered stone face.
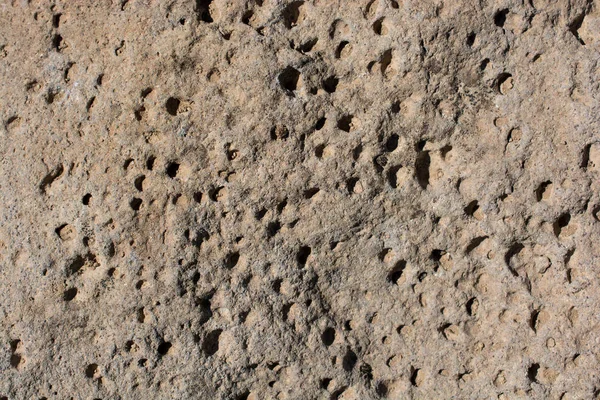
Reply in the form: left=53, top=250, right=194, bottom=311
left=0, top=1, right=599, bottom=399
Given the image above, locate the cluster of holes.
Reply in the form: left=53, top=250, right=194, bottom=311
left=125, top=157, right=189, bottom=211
left=366, top=49, right=395, bottom=77
left=30, top=6, right=591, bottom=397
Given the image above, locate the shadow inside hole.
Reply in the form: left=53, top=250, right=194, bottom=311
left=337, top=115, right=353, bottom=132
left=322, top=76, right=338, bottom=93
left=494, top=8, right=508, bottom=28
left=165, top=97, right=180, bottom=116
left=278, top=66, right=300, bottom=93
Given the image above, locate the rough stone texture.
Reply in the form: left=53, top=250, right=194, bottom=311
left=1, top=0, right=600, bottom=399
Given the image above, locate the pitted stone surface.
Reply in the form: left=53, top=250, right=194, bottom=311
left=1, top=1, right=600, bottom=399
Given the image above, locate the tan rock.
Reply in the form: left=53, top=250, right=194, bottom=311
left=0, top=2, right=597, bottom=399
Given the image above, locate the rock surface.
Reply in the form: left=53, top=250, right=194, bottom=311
left=1, top=0, right=600, bottom=399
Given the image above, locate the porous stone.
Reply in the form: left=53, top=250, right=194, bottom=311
left=0, top=0, right=599, bottom=399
